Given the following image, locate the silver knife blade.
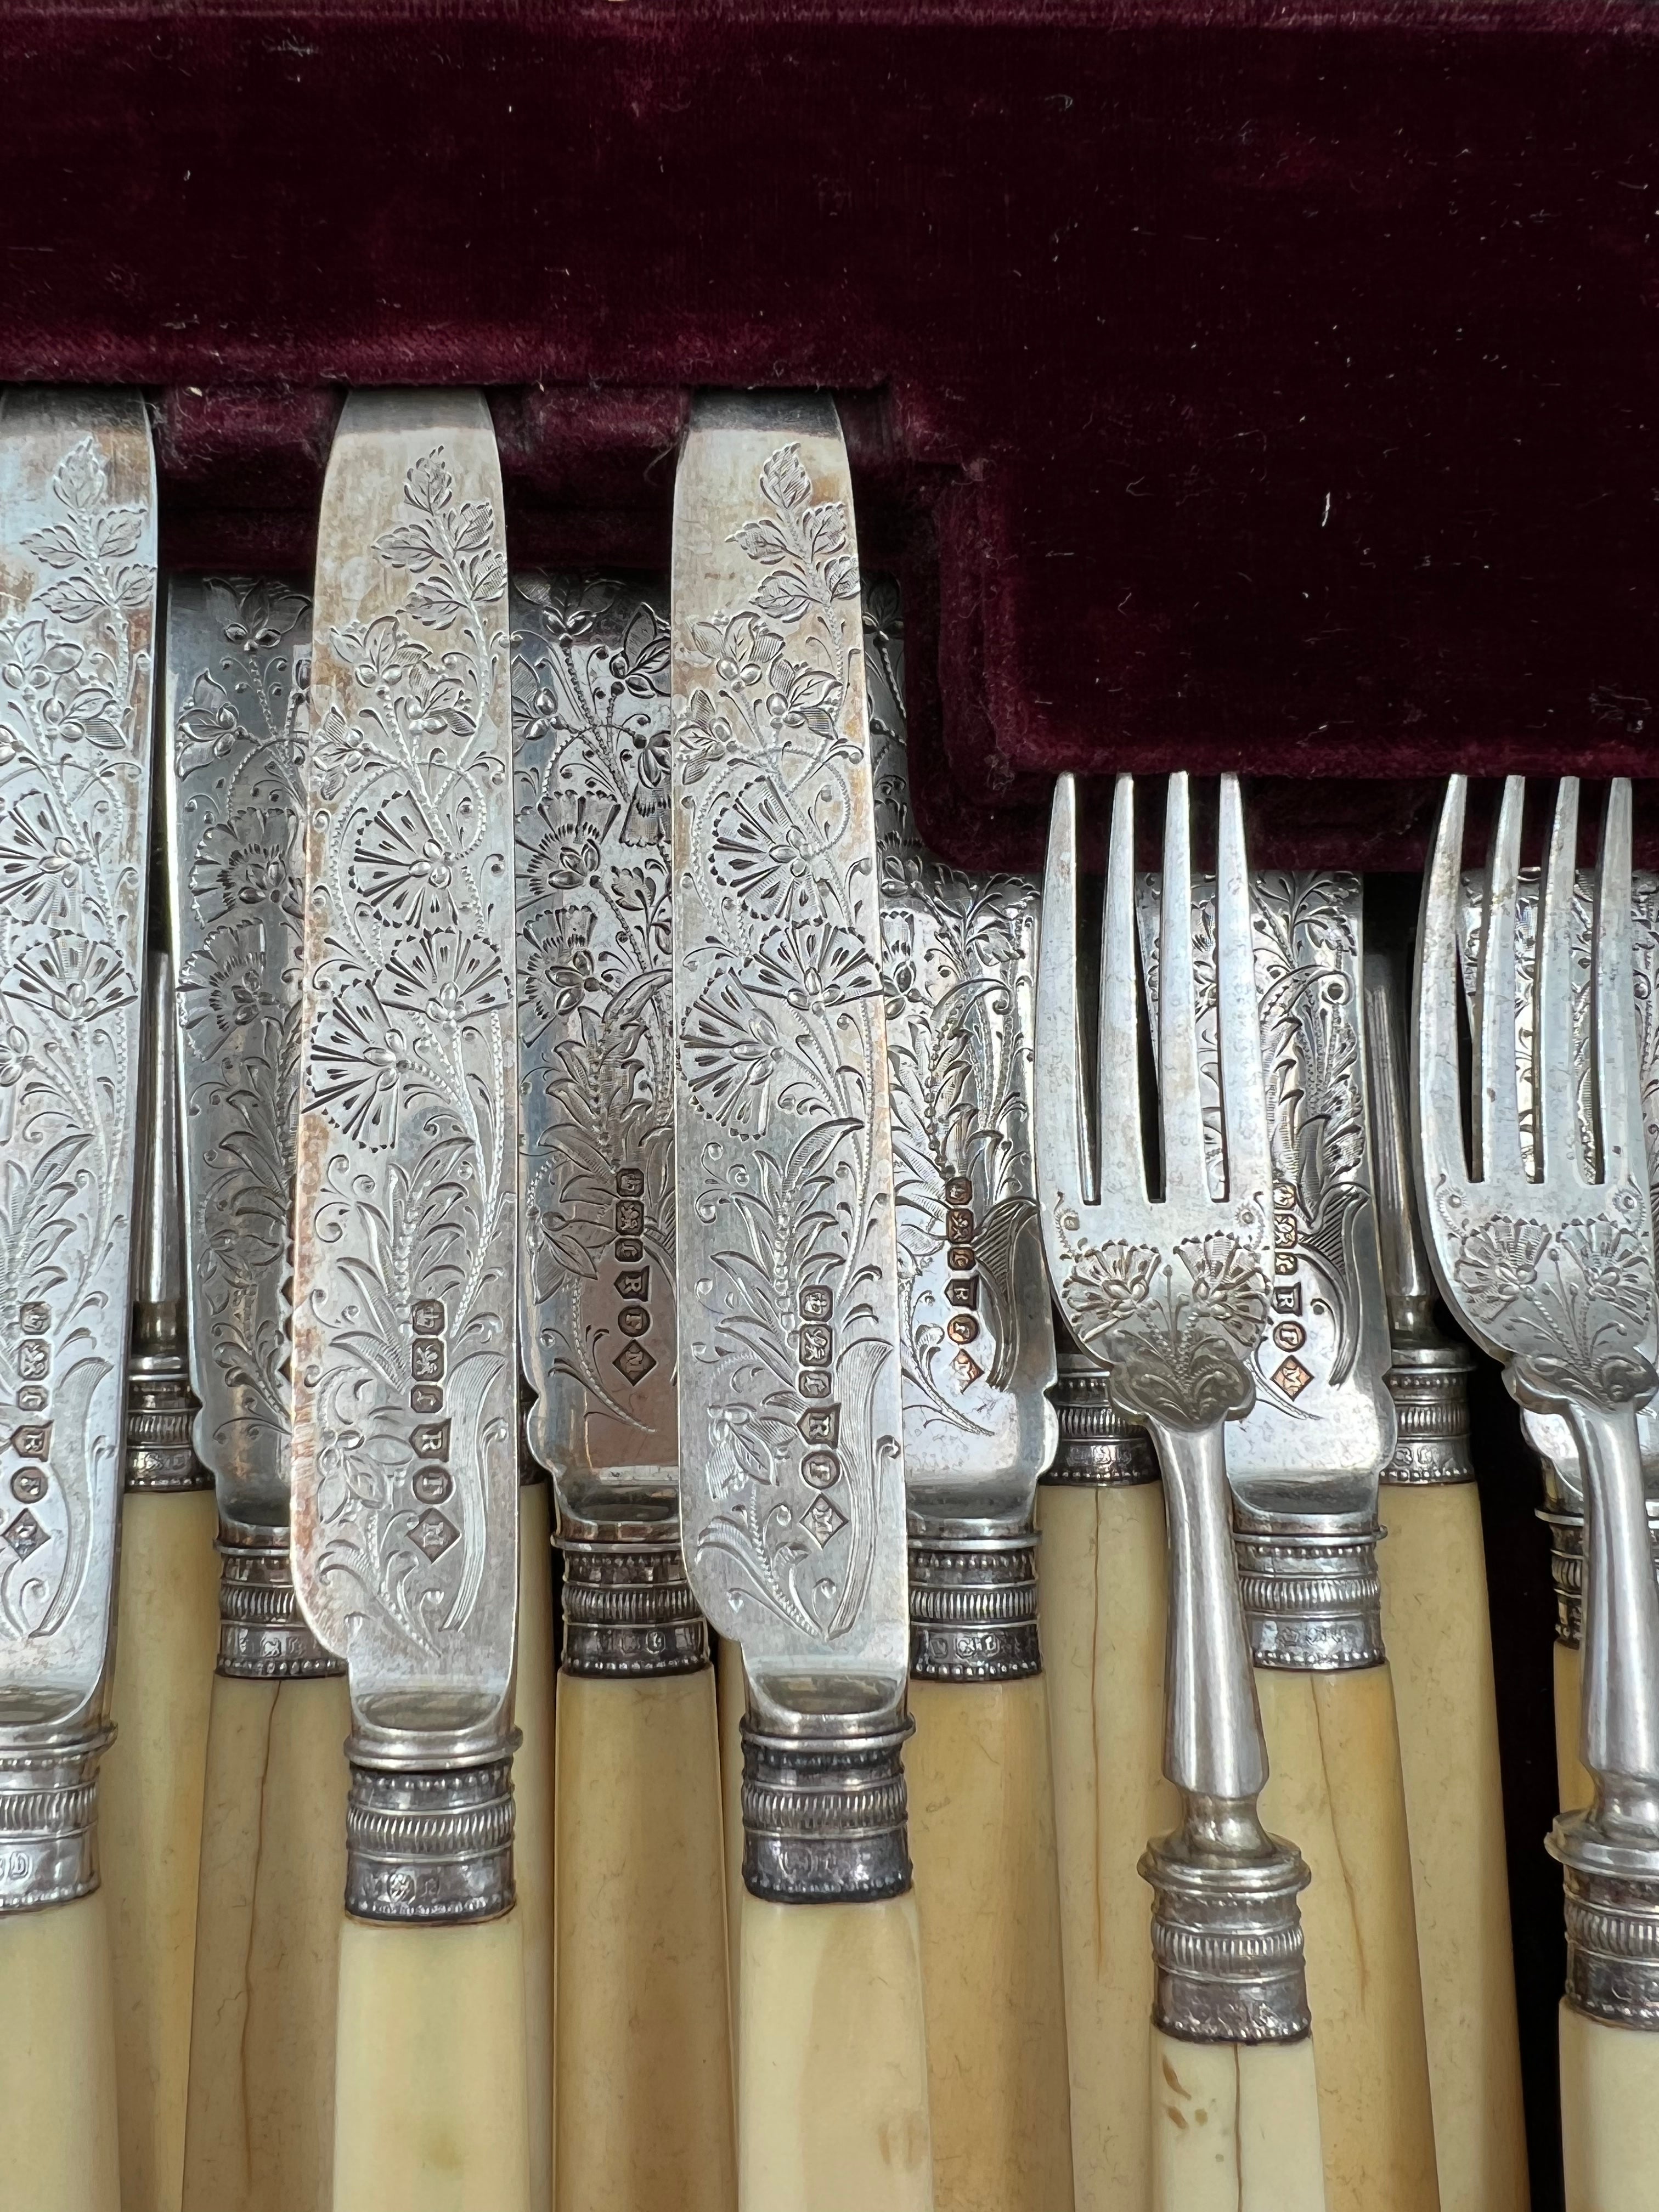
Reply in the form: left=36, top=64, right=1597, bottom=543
left=291, top=392, right=519, bottom=1916
left=0, top=389, right=157, bottom=1906
left=670, top=396, right=909, bottom=1844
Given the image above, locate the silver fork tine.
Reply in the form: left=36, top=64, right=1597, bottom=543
left=1036, top=771, right=1096, bottom=1205
left=1158, top=771, right=1209, bottom=1204
left=1475, top=774, right=1527, bottom=1182
left=1537, top=776, right=1585, bottom=1185
left=1415, top=773, right=1474, bottom=1208
left=1592, top=776, right=1638, bottom=1193
left=1214, top=772, right=1268, bottom=1201
left=1098, top=772, right=1148, bottom=1210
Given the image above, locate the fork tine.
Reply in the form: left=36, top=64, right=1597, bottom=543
left=1215, top=774, right=1269, bottom=1205
left=1157, top=772, right=1209, bottom=1205
left=1537, top=777, right=1586, bottom=1185
left=1413, top=775, right=1474, bottom=1209
left=1098, top=772, right=1148, bottom=1209
left=1592, top=776, right=1640, bottom=1197
left=1474, top=775, right=1527, bottom=1182
left=1035, top=772, right=1097, bottom=1207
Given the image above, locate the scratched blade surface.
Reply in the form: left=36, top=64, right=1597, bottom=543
left=511, top=574, right=678, bottom=1528
left=291, top=392, right=518, bottom=1746
left=868, top=578, right=1056, bottom=1526
left=1456, top=867, right=1659, bottom=1494
left=1139, top=869, right=1394, bottom=1518
left=165, top=578, right=311, bottom=1532
left=0, top=391, right=157, bottom=1729
left=670, top=394, right=909, bottom=1726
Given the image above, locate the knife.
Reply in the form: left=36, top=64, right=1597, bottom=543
left=670, top=392, right=934, bottom=2210
left=0, top=387, right=156, bottom=2212
left=512, top=567, right=735, bottom=2210
left=163, top=573, right=352, bottom=2212
left=868, top=578, right=1072, bottom=2212
left=1362, top=943, right=1529, bottom=2212
left=290, top=390, right=529, bottom=2212
left=1139, top=866, right=1438, bottom=2212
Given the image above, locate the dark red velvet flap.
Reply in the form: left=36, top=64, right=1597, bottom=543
left=5, top=0, right=1657, bottom=869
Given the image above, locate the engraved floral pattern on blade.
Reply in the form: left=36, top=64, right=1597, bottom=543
left=295, top=442, right=515, bottom=1656
left=0, top=421, right=154, bottom=1651
left=674, top=439, right=902, bottom=1644
left=169, top=579, right=311, bottom=1515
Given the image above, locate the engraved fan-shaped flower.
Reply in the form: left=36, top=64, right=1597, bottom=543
left=1058, top=1219, right=1270, bottom=1431
left=708, top=774, right=831, bottom=925
left=381, top=928, right=509, bottom=1035
left=0, top=791, right=80, bottom=922
left=681, top=972, right=785, bottom=1135
left=307, top=977, right=414, bottom=1150
left=349, top=792, right=462, bottom=933
left=178, top=919, right=289, bottom=1039
left=4, top=933, right=134, bottom=1027
left=521, top=905, right=615, bottom=1039
left=748, top=917, right=879, bottom=1015
left=191, top=816, right=301, bottom=924
left=520, top=792, right=616, bottom=900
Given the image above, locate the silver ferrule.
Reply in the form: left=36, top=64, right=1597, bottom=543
left=741, top=1717, right=913, bottom=1904
left=345, top=1739, right=518, bottom=1925
left=1041, top=1349, right=1157, bottom=1487
left=123, top=1348, right=211, bottom=1494
left=559, top=1522, right=709, bottom=1678
left=1141, top=1804, right=1312, bottom=2044
left=1550, top=1816, right=1659, bottom=2028
left=0, top=1724, right=115, bottom=1913
left=1381, top=1341, right=1475, bottom=1487
left=908, top=1525, right=1040, bottom=1683
left=216, top=1520, right=345, bottom=1682
left=1233, top=1510, right=1385, bottom=1672
left=1541, top=1505, right=1659, bottom=1650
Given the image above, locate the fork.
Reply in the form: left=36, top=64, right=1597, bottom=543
left=1037, top=770, right=1328, bottom=2210
left=1415, top=773, right=1659, bottom=2210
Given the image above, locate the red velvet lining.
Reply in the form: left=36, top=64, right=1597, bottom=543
left=4, top=2, right=1656, bottom=872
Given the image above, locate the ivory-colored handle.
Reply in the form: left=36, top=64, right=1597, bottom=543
left=1377, top=1483, right=1529, bottom=2211
left=1255, top=1664, right=1441, bottom=2212
left=101, top=1486, right=218, bottom=2212
left=182, top=1671, right=351, bottom=2212
left=1559, top=2001, right=1659, bottom=2211
left=740, top=1893, right=934, bottom=2212
left=0, top=1889, right=121, bottom=2212
left=1149, top=2028, right=1328, bottom=2211
left=332, top=1910, right=531, bottom=2212
left=555, top=1668, right=736, bottom=2212
left=718, top=1632, right=747, bottom=2070
left=1036, top=1481, right=1178, bottom=2208
left=907, top=1673, right=1075, bottom=2212
left=1555, top=1638, right=1594, bottom=1815
left=515, top=1483, right=556, bottom=2212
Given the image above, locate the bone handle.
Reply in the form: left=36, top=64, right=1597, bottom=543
left=101, top=1487, right=218, bottom=2212
left=907, top=1672, right=1075, bottom=2212
left=739, top=1892, right=934, bottom=2212
left=718, top=1633, right=747, bottom=2068
left=332, top=1911, right=531, bottom=2212
left=182, top=1672, right=350, bottom=2212
left=514, top=1482, right=556, bottom=2212
left=0, top=1889, right=121, bottom=2212
left=1037, top=1480, right=1178, bottom=2208
left=1378, top=1482, right=1529, bottom=2211
left=555, top=1668, right=736, bottom=2212
left=1150, top=2027, right=1328, bottom=2211
left=1255, top=1664, right=1441, bottom=2212
left=1555, top=1640, right=1594, bottom=1814
left=1559, top=2001, right=1659, bottom=2212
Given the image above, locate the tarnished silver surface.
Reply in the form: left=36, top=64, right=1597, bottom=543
left=291, top=392, right=520, bottom=1922
left=165, top=575, right=338, bottom=1677
left=1142, top=871, right=1394, bottom=1671
left=1418, top=776, right=1659, bottom=2021
left=124, top=949, right=210, bottom=1494
left=0, top=391, right=157, bottom=1910
left=1041, top=1343, right=1158, bottom=1487
left=670, top=394, right=911, bottom=1900
left=868, top=573, right=1056, bottom=1682
left=510, top=571, right=706, bottom=1675
left=1363, top=947, right=1478, bottom=1488
left=1037, top=771, right=1311, bottom=2044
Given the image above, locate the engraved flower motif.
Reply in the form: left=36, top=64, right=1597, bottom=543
left=688, top=612, right=782, bottom=693
left=190, top=818, right=300, bottom=924
left=348, top=792, right=461, bottom=933
left=1065, top=1239, right=1161, bottom=1339
left=707, top=776, right=830, bottom=926
left=1564, top=1216, right=1652, bottom=1323
left=0, top=791, right=80, bottom=921
left=178, top=919, right=287, bottom=1036
left=307, top=977, right=414, bottom=1150
left=749, top=919, right=879, bottom=1015
left=174, top=671, right=246, bottom=760
left=764, top=656, right=842, bottom=745
left=1457, top=1217, right=1551, bottom=1314
left=520, top=793, right=618, bottom=900
left=381, top=929, right=509, bottom=1034
left=617, top=714, right=672, bottom=844
left=1178, top=1233, right=1271, bottom=1353
left=681, top=973, right=785, bottom=1134
left=0, top=1025, right=28, bottom=1087
left=4, top=933, right=134, bottom=1027
left=307, top=704, right=372, bottom=801
left=607, top=599, right=672, bottom=700
left=520, top=906, right=614, bottom=1037
left=673, top=689, right=747, bottom=789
